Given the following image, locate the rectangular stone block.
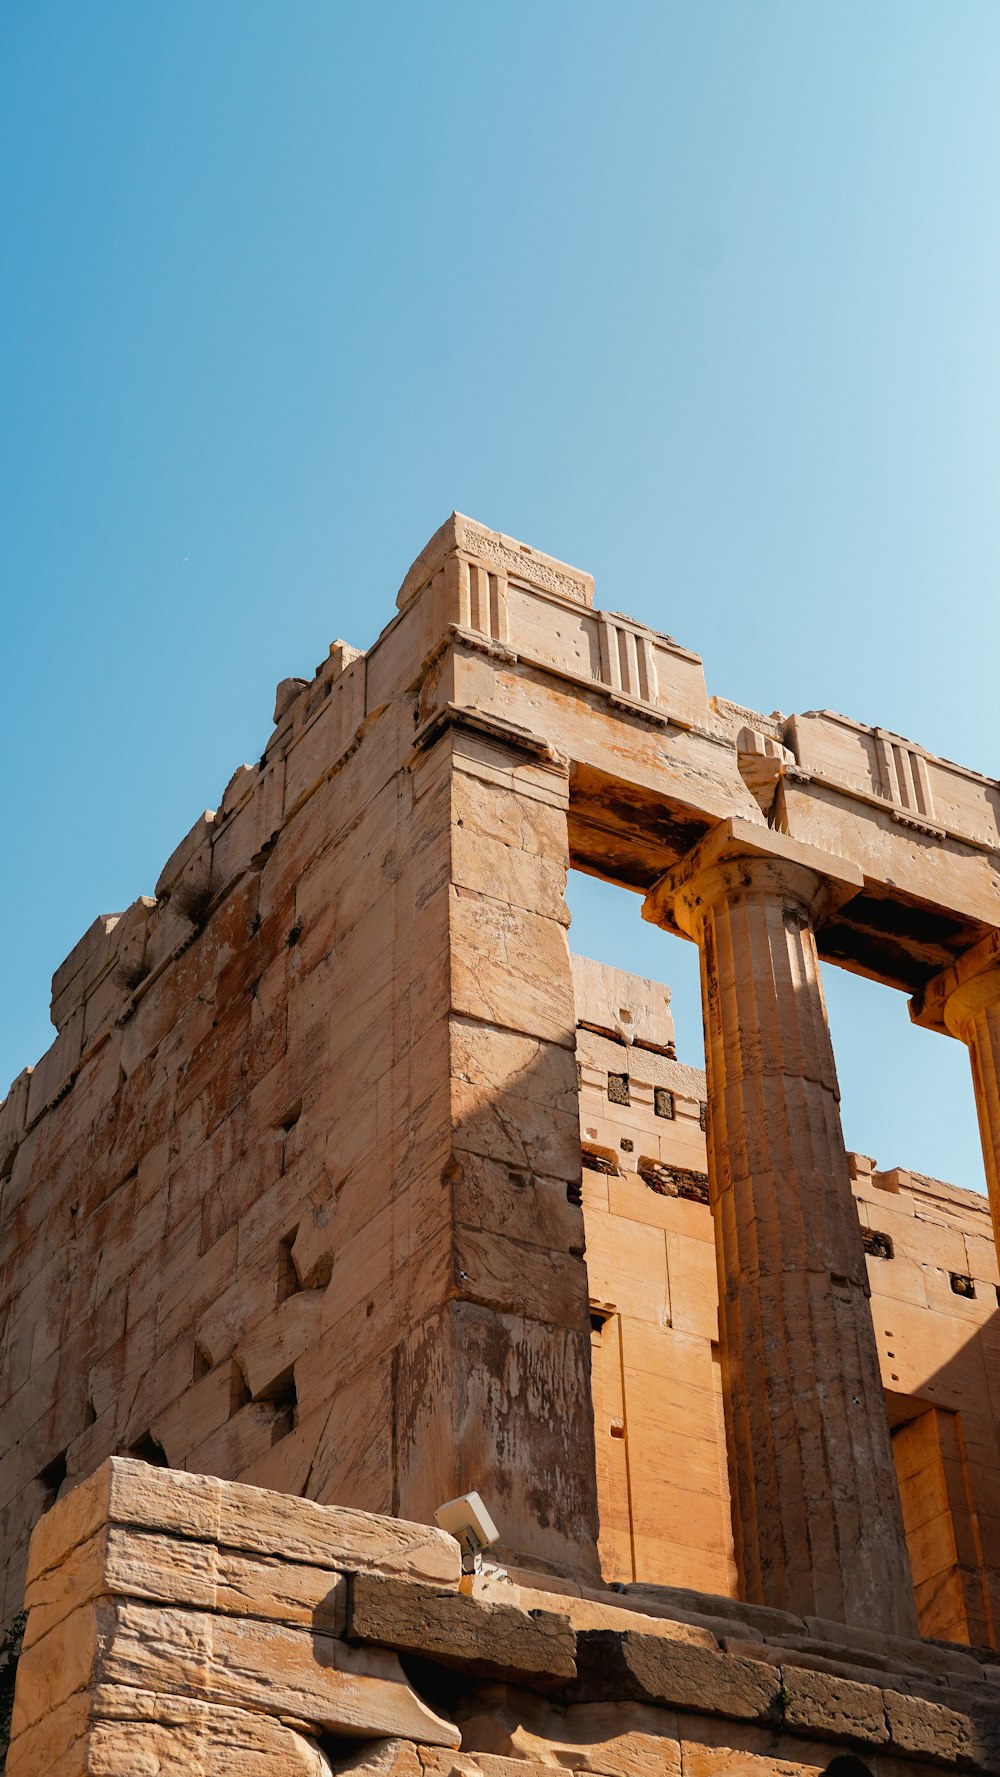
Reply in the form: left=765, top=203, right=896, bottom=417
left=883, top=1688, right=976, bottom=1764
left=26, top=1459, right=461, bottom=1592
left=395, top=1302, right=600, bottom=1583
left=779, top=1665, right=888, bottom=1744
left=12, top=1596, right=459, bottom=1753
left=449, top=894, right=576, bottom=1047
left=348, top=1573, right=576, bottom=1683
left=572, top=1630, right=783, bottom=1724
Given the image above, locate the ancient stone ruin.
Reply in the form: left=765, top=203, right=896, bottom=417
left=4, top=513, right=1000, bottom=1772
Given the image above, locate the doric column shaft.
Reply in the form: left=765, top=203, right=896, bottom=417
left=645, top=820, right=917, bottom=1634
left=912, top=936, right=1000, bottom=1258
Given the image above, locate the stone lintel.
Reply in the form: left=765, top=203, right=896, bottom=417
left=642, top=815, right=864, bottom=938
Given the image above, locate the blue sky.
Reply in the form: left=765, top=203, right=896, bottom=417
left=4, top=2, right=999, bottom=1191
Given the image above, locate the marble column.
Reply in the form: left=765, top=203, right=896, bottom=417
left=912, top=931, right=1000, bottom=1259
left=644, top=818, right=918, bottom=1634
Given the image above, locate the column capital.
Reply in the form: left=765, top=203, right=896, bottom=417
left=642, top=815, right=863, bottom=942
left=910, top=928, right=1000, bottom=1038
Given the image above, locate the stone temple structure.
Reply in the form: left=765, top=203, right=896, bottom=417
left=4, top=514, right=1000, bottom=1772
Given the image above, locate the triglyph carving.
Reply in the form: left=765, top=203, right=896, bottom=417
left=597, top=613, right=659, bottom=704
left=458, top=556, right=510, bottom=644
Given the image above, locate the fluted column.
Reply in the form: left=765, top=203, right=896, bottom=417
left=644, top=818, right=918, bottom=1634
left=912, top=932, right=1000, bottom=1258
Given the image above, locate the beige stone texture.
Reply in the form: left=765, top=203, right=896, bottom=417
left=8, top=1689, right=336, bottom=1777
left=7, top=1457, right=463, bottom=1773
left=571, top=956, right=675, bottom=1055
left=12, top=1456, right=1000, bottom=1773
left=8, top=512, right=1000, bottom=1764
left=347, top=1572, right=576, bottom=1682
left=452, top=1689, right=684, bottom=1777
left=14, top=1597, right=457, bottom=1743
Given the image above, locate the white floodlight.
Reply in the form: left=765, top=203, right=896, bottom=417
left=434, top=1491, right=500, bottom=1573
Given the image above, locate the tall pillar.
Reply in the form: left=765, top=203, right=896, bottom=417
left=392, top=715, right=601, bottom=1582
left=911, top=931, right=1000, bottom=1256
left=644, top=818, right=918, bottom=1633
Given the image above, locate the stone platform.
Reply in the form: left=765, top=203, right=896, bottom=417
left=7, top=1461, right=1000, bottom=1775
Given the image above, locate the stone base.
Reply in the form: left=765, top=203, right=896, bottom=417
left=7, top=1460, right=1000, bottom=1775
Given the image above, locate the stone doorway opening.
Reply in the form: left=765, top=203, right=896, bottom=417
left=564, top=866, right=1000, bottom=1643
left=565, top=867, right=735, bottom=1595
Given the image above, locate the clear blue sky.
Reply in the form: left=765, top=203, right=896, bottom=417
left=4, top=2, right=999, bottom=1192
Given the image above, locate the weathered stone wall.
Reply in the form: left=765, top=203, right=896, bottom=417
left=11, top=1457, right=1000, bottom=1776
left=573, top=955, right=1000, bottom=1644
left=0, top=522, right=612, bottom=1632
left=6, top=510, right=1000, bottom=1669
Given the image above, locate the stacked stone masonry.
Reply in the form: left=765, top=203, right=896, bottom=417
left=575, top=954, right=1000, bottom=1647
left=11, top=1458, right=1000, bottom=1776
left=4, top=514, right=1000, bottom=1768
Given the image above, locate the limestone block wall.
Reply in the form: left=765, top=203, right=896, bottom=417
left=0, top=632, right=430, bottom=1625
left=6, top=509, right=1000, bottom=1662
left=571, top=958, right=730, bottom=1596
left=573, top=956, right=1000, bottom=1646
left=0, top=519, right=627, bottom=1634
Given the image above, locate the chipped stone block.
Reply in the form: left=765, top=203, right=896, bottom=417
left=452, top=1692, right=683, bottom=1777
left=155, top=811, right=217, bottom=906
left=23, top=1450, right=454, bottom=1592
left=284, top=656, right=368, bottom=813
left=571, top=1630, right=783, bottom=1725
left=218, top=761, right=258, bottom=819
left=49, top=913, right=123, bottom=1032
left=395, top=513, right=594, bottom=614
left=290, top=1205, right=337, bottom=1291
left=883, top=1688, right=976, bottom=1764
left=573, top=955, right=676, bottom=1054
left=210, top=754, right=285, bottom=887
left=109, top=895, right=156, bottom=995
left=347, top=1573, right=576, bottom=1683
left=275, top=676, right=310, bottom=724
left=779, top=1665, right=888, bottom=1743
left=82, top=1705, right=333, bottom=1776
left=234, top=1290, right=323, bottom=1402
left=214, top=1480, right=460, bottom=1586
left=10, top=1595, right=452, bottom=1763
left=337, top=1738, right=422, bottom=1777
left=23, top=1010, right=84, bottom=1125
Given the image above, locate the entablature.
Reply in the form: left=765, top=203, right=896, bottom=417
left=7, top=512, right=1000, bottom=1120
